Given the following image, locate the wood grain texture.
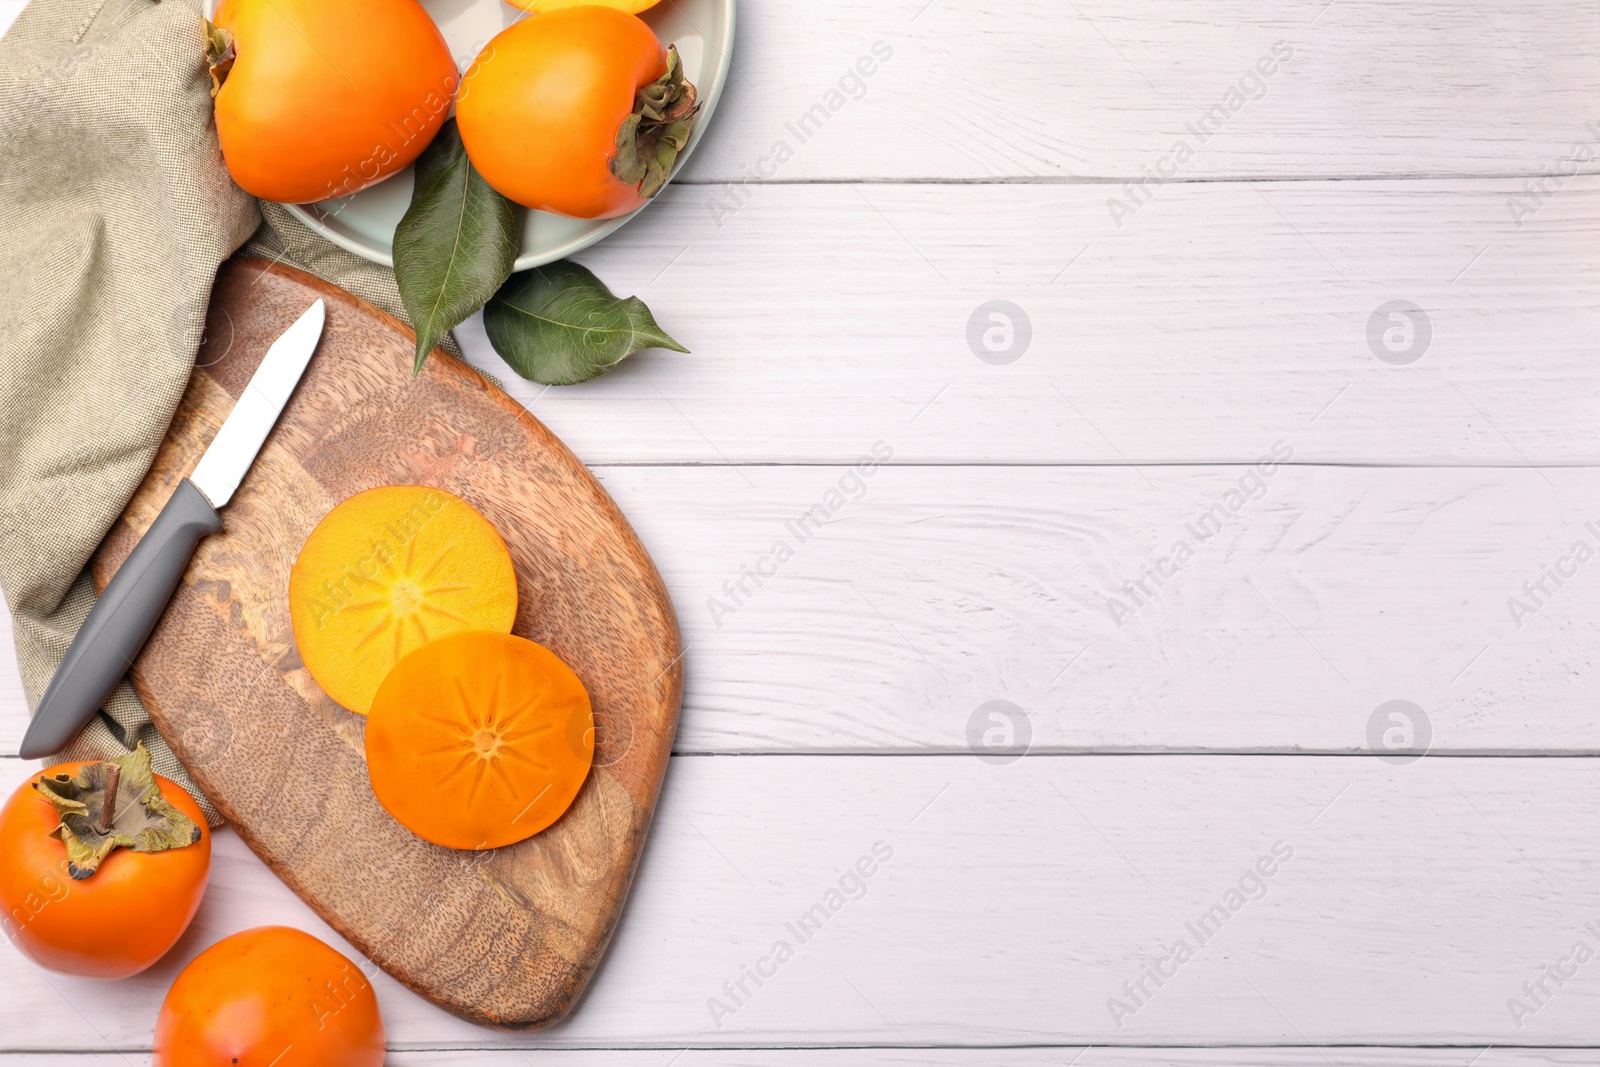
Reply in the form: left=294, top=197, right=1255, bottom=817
left=461, top=178, right=1600, bottom=465
left=371, top=1055, right=1600, bottom=1067
left=4, top=1054, right=1596, bottom=1067
left=86, top=259, right=684, bottom=1028
left=603, top=463, right=1600, bottom=756
left=675, top=0, right=1600, bottom=181
left=5, top=463, right=1597, bottom=757
left=7, top=753, right=1600, bottom=1048
left=4, top=0, right=1598, bottom=1059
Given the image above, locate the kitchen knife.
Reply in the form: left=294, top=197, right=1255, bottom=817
left=17, top=299, right=327, bottom=760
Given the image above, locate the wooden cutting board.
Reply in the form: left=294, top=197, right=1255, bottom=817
left=90, top=258, right=683, bottom=1028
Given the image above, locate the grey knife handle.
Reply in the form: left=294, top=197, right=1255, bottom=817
left=18, top=478, right=221, bottom=759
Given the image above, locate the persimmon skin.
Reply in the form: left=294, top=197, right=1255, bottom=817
left=456, top=7, right=668, bottom=219
left=0, top=763, right=210, bottom=979
left=153, top=925, right=384, bottom=1067
left=214, top=0, right=460, bottom=203
left=366, top=631, right=595, bottom=850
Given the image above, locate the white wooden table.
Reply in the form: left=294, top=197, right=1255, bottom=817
left=6, top=0, right=1600, bottom=1062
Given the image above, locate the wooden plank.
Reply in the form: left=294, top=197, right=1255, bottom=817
left=462, top=178, right=1600, bottom=465
left=6, top=463, right=1600, bottom=756
left=383, top=1054, right=1600, bottom=1067
left=5, top=2, right=1600, bottom=184
left=6, top=753, right=1600, bottom=1047
left=673, top=0, right=1600, bottom=181
left=4, top=1052, right=1599, bottom=1066
left=602, top=464, right=1600, bottom=757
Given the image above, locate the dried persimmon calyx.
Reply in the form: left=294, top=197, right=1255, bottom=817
left=610, top=45, right=700, bottom=200
left=204, top=21, right=237, bottom=98
left=34, top=742, right=202, bottom=879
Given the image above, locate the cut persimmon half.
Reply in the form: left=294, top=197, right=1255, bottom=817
left=364, top=631, right=594, bottom=849
left=289, top=486, right=517, bottom=715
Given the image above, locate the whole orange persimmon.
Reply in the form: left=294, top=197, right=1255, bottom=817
left=153, top=926, right=385, bottom=1067
left=456, top=6, right=699, bottom=219
left=0, top=758, right=210, bottom=978
left=210, top=0, right=459, bottom=203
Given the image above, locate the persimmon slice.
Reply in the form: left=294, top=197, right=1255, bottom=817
left=289, top=486, right=517, bottom=715
left=364, top=631, right=595, bottom=850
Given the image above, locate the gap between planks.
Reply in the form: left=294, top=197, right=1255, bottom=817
left=5, top=1048, right=1600, bottom=1065
left=5, top=463, right=1600, bottom=756
left=7, top=755, right=1600, bottom=1047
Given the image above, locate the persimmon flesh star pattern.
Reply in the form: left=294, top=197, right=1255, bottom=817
left=365, top=631, right=595, bottom=850
left=289, top=486, right=518, bottom=715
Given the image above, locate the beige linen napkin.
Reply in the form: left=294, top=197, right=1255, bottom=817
left=0, top=0, right=454, bottom=822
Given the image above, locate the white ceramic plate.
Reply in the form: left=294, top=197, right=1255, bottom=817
left=211, top=0, right=735, bottom=270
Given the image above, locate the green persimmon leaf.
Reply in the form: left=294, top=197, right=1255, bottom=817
left=393, top=119, right=522, bottom=375
left=483, top=260, right=688, bottom=386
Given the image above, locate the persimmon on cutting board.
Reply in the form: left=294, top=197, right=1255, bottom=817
left=289, top=486, right=517, bottom=715
left=93, top=259, right=683, bottom=1028
left=365, top=631, right=595, bottom=850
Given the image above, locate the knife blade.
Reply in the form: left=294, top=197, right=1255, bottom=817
left=18, top=299, right=327, bottom=760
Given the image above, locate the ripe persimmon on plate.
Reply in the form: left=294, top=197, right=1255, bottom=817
left=204, top=0, right=735, bottom=270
